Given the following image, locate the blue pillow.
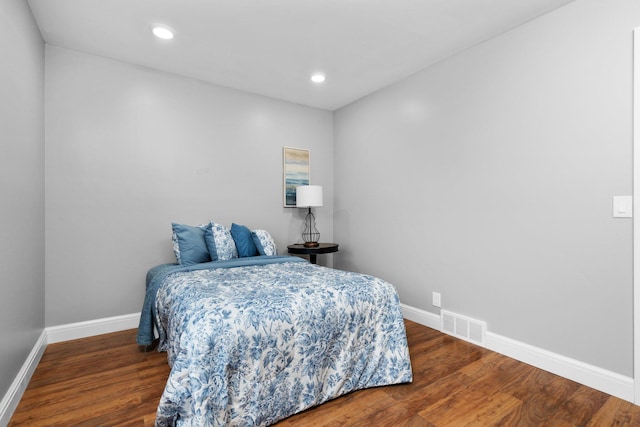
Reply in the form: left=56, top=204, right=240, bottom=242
left=230, top=223, right=259, bottom=257
left=171, top=223, right=211, bottom=265
left=203, top=223, right=218, bottom=261
left=252, top=232, right=266, bottom=256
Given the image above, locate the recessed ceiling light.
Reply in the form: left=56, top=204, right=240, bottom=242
left=152, top=25, right=174, bottom=40
left=311, top=73, right=326, bottom=83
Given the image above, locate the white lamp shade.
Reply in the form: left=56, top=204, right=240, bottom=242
left=296, top=185, right=323, bottom=208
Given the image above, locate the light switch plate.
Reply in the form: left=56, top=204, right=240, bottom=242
left=613, top=196, right=633, bottom=218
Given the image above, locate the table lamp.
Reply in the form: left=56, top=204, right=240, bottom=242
left=296, top=185, right=323, bottom=247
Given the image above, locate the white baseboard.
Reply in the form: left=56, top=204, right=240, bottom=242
left=0, top=312, right=141, bottom=425
left=400, top=303, right=441, bottom=330
left=0, top=330, right=47, bottom=427
left=46, top=312, right=141, bottom=344
left=485, top=332, right=634, bottom=403
left=401, top=303, right=635, bottom=403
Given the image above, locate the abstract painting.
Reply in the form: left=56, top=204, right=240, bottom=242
left=283, top=147, right=310, bottom=207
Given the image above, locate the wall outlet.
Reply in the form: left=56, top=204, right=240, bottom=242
left=432, top=292, right=441, bottom=308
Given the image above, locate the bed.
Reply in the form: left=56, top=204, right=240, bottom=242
left=137, top=223, right=412, bottom=427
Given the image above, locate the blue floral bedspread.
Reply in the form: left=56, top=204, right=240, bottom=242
left=137, top=256, right=297, bottom=347
left=151, top=257, right=412, bottom=426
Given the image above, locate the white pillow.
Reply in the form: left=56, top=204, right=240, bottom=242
left=251, top=229, right=277, bottom=256
left=209, top=221, right=238, bottom=260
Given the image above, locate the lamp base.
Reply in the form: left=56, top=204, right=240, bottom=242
left=303, top=242, right=320, bottom=248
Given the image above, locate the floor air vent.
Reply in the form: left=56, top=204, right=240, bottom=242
left=441, top=310, right=486, bottom=347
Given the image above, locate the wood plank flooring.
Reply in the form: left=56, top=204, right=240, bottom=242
left=9, top=320, right=640, bottom=426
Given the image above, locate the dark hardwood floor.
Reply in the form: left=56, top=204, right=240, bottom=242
left=9, top=320, right=640, bottom=426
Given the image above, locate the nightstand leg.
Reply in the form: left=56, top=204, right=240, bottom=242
left=309, top=254, right=317, bottom=264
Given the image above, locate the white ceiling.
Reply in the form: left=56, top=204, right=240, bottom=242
left=27, top=0, right=575, bottom=111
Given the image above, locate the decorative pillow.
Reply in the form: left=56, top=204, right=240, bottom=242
left=230, top=223, right=259, bottom=257
left=209, top=221, right=238, bottom=260
left=251, top=229, right=277, bottom=256
left=203, top=223, right=218, bottom=261
left=171, top=223, right=211, bottom=265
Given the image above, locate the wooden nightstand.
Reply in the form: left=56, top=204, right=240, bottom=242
left=287, top=243, right=339, bottom=264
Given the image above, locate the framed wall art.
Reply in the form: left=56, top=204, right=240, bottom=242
left=283, top=147, right=310, bottom=207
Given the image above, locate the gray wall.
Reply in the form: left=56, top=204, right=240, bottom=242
left=0, top=0, right=45, bottom=399
left=334, top=0, right=638, bottom=377
left=45, top=46, right=333, bottom=326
